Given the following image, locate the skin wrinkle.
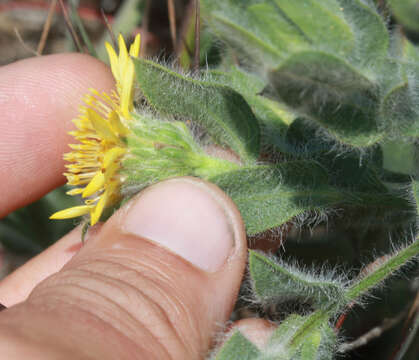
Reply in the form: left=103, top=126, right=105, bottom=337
left=65, top=256, right=204, bottom=357
left=77, top=248, right=175, bottom=283
left=31, top=258, right=202, bottom=359
left=29, top=283, right=172, bottom=360
left=58, top=267, right=189, bottom=356
left=115, top=252, right=203, bottom=350
left=0, top=325, right=94, bottom=359
left=24, top=295, right=158, bottom=360
left=34, top=274, right=174, bottom=348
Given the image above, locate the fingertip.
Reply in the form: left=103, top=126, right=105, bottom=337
left=0, top=54, right=114, bottom=216
left=97, top=177, right=247, bottom=273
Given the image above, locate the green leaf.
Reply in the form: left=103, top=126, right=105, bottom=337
left=300, top=330, right=322, bottom=360
left=380, top=80, right=419, bottom=138
left=215, top=331, right=261, bottom=360
left=201, top=0, right=286, bottom=66
left=134, top=59, right=260, bottom=163
left=210, top=161, right=329, bottom=235
left=210, top=161, right=411, bottom=235
left=389, top=0, right=419, bottom=32
left=411, top=180, right=419, bottom=215
left=247, top=2, right=308, bottom=56
left=382, top=141, right=416, bottom=176
left=336, top=0, right=388, bottom=66
left=268, top=51, right=382, bottom=147
left=267, top=312, right=332, bottom=358
left=210, top=67, right=297, bottom=153
left=249, top=251, right=347, bottom=309
left=400, top=36, right=419, bottom=64
left=267, top=314, right=308, bottom=359
left=271, top=0, right=354, bottom=56
left=202, top=0, right=356, bottom=67
left=379, top=34, right=419, bottom=139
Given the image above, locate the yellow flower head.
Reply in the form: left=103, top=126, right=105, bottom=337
left=50, top=34, right=141, bottom=226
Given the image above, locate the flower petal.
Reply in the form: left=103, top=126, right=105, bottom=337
left=108, top=111, right=129, bottom=136
left=82, top=171, right=106, bottom=198
left=90, top=190, right=109, bottom=225
left=87, top=108, right=119, bottom=142
left=120, top=60, right=135, bottom=119
left=66, top=188, right=85, bottom=196
left=103, top=147, right=126, bottom=168
left=50, top=205, right=93, bottom=220
left=118, top=34, right=129, bottom=75
left=105, top=41, right=120, bottom=82
left=129, top=34, right=141, bottom=58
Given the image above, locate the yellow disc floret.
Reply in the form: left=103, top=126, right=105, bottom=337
left=50, top=34, right=141, bottom=225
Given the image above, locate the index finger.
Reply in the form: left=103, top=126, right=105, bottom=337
left=0, top=54, right=114, bottom=217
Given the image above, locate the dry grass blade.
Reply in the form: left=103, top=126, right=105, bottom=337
left=14, top=28, right=38, bottom=56
left=58, top=0, right=83, bottom=53
left=193, top=0, right=200, bottom=72
left=101, top=8, right=117, bottom=49
left=168, top=0, right=177, bottom=50
left=389, top=289, right=419, bottom=360
left=339, top=311, right=406, bottom=353
left=38, top=0, right=58, bottom=55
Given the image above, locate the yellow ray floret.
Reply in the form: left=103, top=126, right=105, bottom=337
left=105, top=34, right=140, bottom=119
left=51, top=34, right=141, bottom=226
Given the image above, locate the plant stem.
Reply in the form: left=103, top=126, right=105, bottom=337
left=346, top=239, right=419, bottom=302
left=393, top=311, right=419, bottom=360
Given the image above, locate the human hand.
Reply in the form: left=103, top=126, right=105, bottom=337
left=0, top=55, right=272, bottom=359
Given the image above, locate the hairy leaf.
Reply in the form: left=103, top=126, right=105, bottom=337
left=389, top=0, right=419, bottom=32
left=201, top=0, right=285, bottom=66
left=249, top=251, right=347, bottom=309
left=268, top=51, right=382, bottom=147
left=266, top=312, right=333, bottom=359
left=268, top=314, right=308, bottom=359
left=300, top=330, right=322, bottom=360
left=382, top=141, right=416, bottom=176
left=210, top=67, right=297, bottom=153
left=336, top=0, right=388, bottom=66
left=202, top=0, right=357, bottom=67
left=134, top=59, right=260, bottom=162
left=271, top=0, right=354, bottom=56
left=210, top=161, right=411, bottom=235
left=210, top=161, right=329, bottom=234
left=380, top=36, right=419, bottom=138
left=214, top=331, right=261, bottom=360
left=411, top=180, right=419, bottom=215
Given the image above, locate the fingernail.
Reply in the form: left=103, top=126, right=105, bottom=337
left=122, top=177, right=239, bottom=272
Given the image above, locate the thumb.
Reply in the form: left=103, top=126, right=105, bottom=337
left=0, top=177, right=247, bottom=360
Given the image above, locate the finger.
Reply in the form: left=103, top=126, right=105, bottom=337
left=0, top=177, right=247, bottom=359
left=0, top=54, right=114, bottom=217
left=0, top=225, right=103, bottom=307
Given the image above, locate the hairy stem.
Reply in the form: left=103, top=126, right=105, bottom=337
left=346, top=239, right=419, bottom=302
